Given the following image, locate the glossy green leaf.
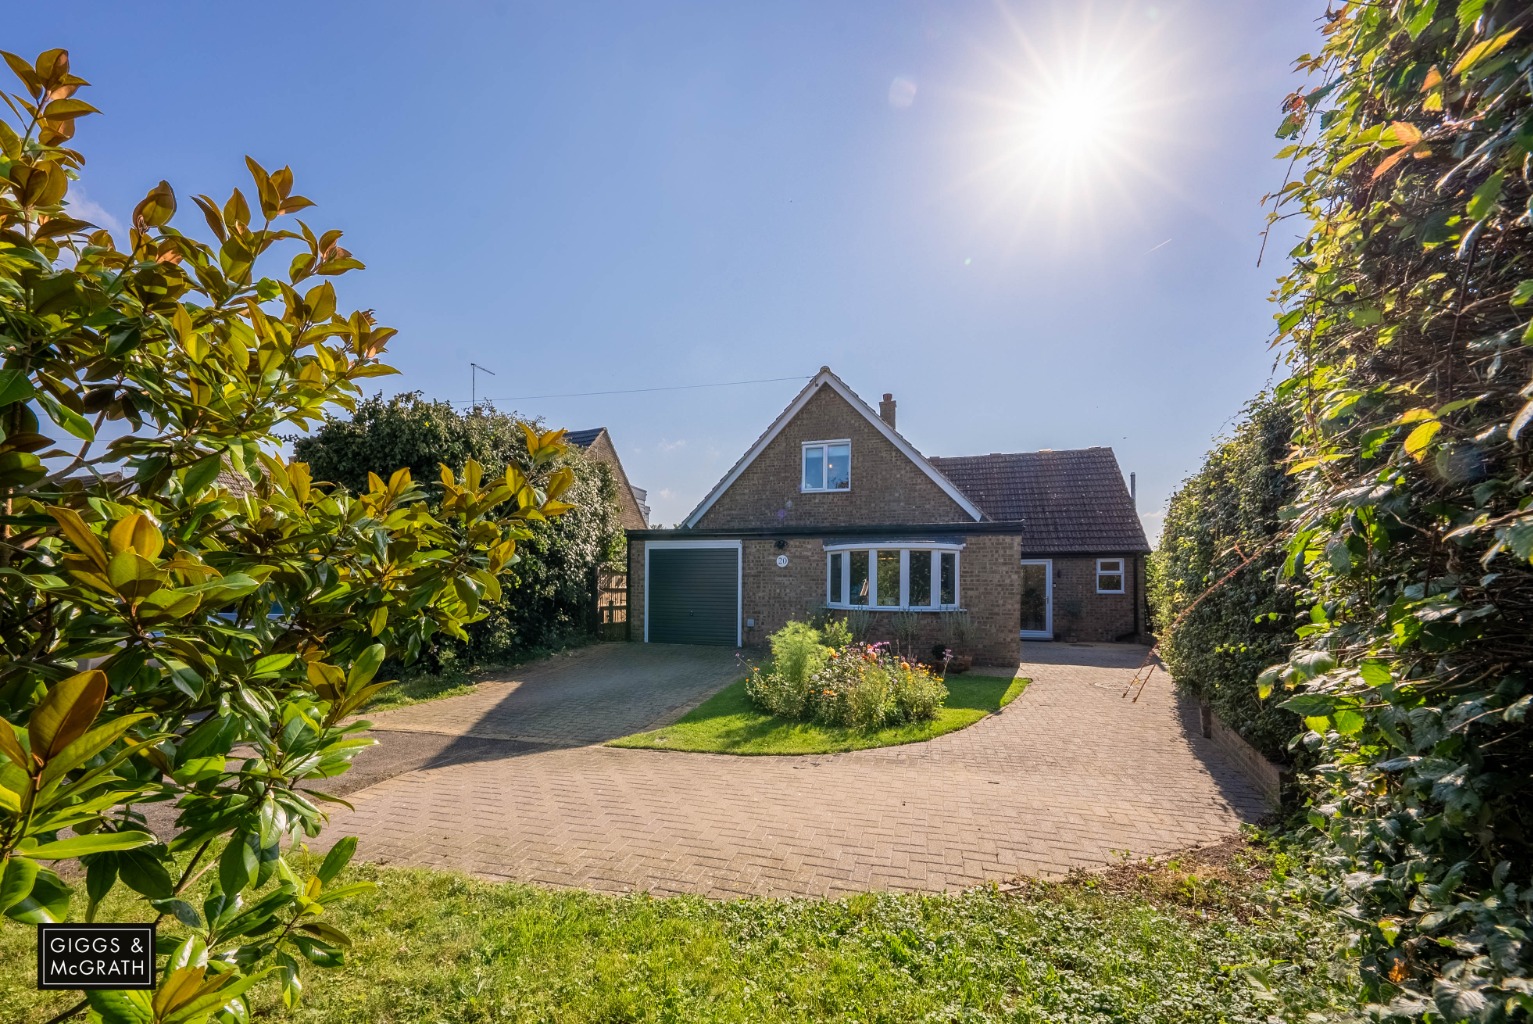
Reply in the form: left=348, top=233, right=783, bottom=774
left=28, top=830, right=155, bottom=860
left=0, top=855, right=39, bottom=912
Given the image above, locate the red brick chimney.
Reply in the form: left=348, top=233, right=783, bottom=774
left=878, top=393, right=896, bottom=429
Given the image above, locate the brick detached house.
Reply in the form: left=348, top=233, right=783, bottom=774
left=565, top=427, right=651, bottom=530
left=626, top=368, right=1149, bottom=664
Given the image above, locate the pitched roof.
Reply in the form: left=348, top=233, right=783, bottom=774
left=681, top=367, right=984, bottom=527
left=927, top=448, right=1149, bottom=554
left=564, top=427, right=605, bottom=448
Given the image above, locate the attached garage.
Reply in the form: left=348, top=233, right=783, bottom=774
left=644, top=541, right=742, bottom=646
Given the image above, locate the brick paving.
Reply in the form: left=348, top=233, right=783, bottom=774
left=317, top=642, right=1268, bottom=897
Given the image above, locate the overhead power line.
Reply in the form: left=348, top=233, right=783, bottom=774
left=457, top=374, right=810, bottom=405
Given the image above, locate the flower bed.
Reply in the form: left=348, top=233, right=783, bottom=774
left=745, top=621, right=947, bottom=730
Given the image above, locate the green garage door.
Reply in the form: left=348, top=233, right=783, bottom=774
left=647, top=546, right=739, bottom=645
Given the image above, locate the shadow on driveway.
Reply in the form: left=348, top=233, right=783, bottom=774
left=329, top=643, right=744, bottom=793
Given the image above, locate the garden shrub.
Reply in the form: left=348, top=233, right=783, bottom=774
left=746, top=623, right=947, bottom=730
left=1149, top=395, right=1300, bottom=762
left=1264, top=2, right=1533, bottom=1016
left=805, top=644, right=947, bottom=729
left=295, top=393, right=625, bottom=669
left=770, top=621, right=831, bottom=689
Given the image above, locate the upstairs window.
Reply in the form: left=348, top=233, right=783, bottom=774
left=802, top=441, right=851, bottom=492
left=1096, top=558, right=1126, bottom=594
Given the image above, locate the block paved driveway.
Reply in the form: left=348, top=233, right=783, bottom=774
left=317, top=642, right=1269, bottom=897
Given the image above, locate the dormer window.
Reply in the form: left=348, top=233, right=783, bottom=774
left=802, top=440, right=851, bottom=492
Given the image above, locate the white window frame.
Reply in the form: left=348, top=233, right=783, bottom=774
left=824, top=541, right=963, bottom=611
left=1096, top=557, right=1126, bottom=594
left=801, top=439, right=851, bottom=493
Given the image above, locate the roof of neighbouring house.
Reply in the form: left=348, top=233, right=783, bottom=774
left=927, top=448, right=1150, bottom=554
left=564, top=427, right=605, bottom=448
left=565, top=426, right=650, bottom=528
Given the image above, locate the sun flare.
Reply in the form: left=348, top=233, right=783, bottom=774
left=1021, top=71, right=1134, bottom=176
left=956, top=4, right=1187, bottom=240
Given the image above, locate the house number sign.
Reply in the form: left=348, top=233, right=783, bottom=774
left=37, top=922, right=156, bottom=990
left=776, top=555, right=789, bottom=568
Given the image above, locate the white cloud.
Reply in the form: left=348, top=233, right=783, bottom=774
left=657, top=438, right=687, bottom=453
left=66, top=187, right=124, bottom=235
left=888, top=77, right=917, bottom=109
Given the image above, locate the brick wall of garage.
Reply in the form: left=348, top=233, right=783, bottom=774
left=628, top=538, right=646, bottom=640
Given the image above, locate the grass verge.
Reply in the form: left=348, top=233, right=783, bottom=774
left=5, top=836, right=1362, bottom=1024
left=608, top=673, right=1027, bottom=755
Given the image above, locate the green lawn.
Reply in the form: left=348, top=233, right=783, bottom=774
left=5, top=840, right=1362, bottom=1024
left=609, top=673, right=1027, bottom=755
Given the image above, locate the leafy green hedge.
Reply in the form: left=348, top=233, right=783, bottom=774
left=1149, top=396, right=1299, bottom=763
left=1265, top=2, right=1533, bottom=1018
left=295, top=394, right=624, bottom=668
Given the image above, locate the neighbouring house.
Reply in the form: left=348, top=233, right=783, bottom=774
left=566, top=427, right=651, bottom=530
left=625, top=367, right=1150, bottom=664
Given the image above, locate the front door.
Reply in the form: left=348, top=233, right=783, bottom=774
left=1019, top=559, right=1052, bottom=639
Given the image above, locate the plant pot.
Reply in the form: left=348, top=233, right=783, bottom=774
left=947, top=655, right=973, bottom=674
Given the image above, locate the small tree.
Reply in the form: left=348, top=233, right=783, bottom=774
left=294, top=393, right=625, bottom=666
left=0, top=50, right=572, bottom=1023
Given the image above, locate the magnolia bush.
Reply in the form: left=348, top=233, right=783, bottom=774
left=293, top=393, right=626, bottom=669
left=0, top=50, right=572, bottom=1023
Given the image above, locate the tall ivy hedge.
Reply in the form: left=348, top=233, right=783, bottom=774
left=1149, top=396, right=1299, bottom=762
left=295, top=394, right=624, bottom=667
left=1265, top=2, right=1533, bottom=1019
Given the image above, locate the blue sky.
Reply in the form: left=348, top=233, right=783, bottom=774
left=25, top=1, right=1323, bottom=533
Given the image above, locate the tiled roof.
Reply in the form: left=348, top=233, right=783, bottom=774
left=928, top=448, right=1149, bottom=554
left=564, top=427, right=605, bottom=448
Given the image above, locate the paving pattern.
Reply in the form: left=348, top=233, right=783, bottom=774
left=317, top=642, right=1269, bottom=897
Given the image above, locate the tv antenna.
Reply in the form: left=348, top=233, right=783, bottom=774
left=470, top=362, right=496, bottom=413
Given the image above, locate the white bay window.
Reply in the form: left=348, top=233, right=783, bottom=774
left=825, top=542, right=962, bottom=610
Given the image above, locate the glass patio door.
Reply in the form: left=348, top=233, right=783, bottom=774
left=1019, top=560, right=1052, bottom=639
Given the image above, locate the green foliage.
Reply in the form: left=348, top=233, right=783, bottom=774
left=808, top=644, right=947, bottom=730
left=0, top=50, right=571, bottom=1022
left=1266, top=3, right=1533, bottom=1018
left=746, top=623, right=946, bottom=731
left=294, top=393, right=624, bottom=668
left=1149, top=395, right=1300, bottom=761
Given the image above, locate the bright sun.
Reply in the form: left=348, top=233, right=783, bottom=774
left=958, top=5, right=1183, bottom=238
left=1023, top=73, right=1133, bottom=176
